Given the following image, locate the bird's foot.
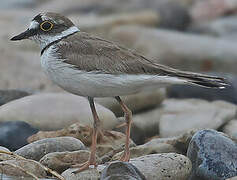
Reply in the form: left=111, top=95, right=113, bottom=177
left=119, top=150, right=130, bottom=162
left=72, top=160, right=97, bottom=174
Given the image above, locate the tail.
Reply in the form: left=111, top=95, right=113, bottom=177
left=174, top=71, right=229, bottom=89
left=146, top=61, right=230, bottom=89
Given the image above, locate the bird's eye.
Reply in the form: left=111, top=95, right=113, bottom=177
left=40, top=21, right=53, bottom=31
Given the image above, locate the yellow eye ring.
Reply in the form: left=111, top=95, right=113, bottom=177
left=40, top=21, right=53, bottom=31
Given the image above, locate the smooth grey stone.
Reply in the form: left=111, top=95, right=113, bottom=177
left=159, top=99, right=236, bottom=137
left=100, top=162, right=146, bottom=180
left=0, top=93, right=117, bottom=131
left=15, top=137, right=85, bottom=161
left=130, top=153, right=191, bottom=180
left=104, top=174, right=140, bottom=180
left=223, top=120, right=237, bottom=139
left=110, top=25, right=237, bottom=74
left=0, top=89, right=31, bottom=106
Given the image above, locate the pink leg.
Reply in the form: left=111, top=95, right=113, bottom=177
left=115, top=96, right=132, bottom=162
left=72, top=97, right=100, bottom=173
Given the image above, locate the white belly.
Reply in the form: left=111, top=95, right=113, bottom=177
left=41, top=46, right=187, bottom=97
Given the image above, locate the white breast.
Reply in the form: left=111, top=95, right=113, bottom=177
left=41, top=45, right=187, bottom=97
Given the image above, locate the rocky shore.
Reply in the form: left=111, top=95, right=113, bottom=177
left=1, top=0, right=237, bottom=179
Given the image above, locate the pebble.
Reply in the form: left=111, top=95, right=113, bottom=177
left=40, top=150, right=101, bottom=174
left=0, top=146, right=10, bottom=152
left=190, top=0, right=237, bottom=22
left=0, top=159, right=47, bottom=178
left=27, top=123, right=135, bottom=158
left=0, top=93, right=118, bottom=131
left=0, top=89, right=31, bottom=106
left=110, top=25, right=237, bottom=74
left=15, top=137, right=85, bottom=161
left=71, top=10, right=160, bottom=36
left=159, top=99, right=236, bottom=137
left=187, top=129, right=237, bottom=179
left=223, top=119, right=237, bottom=138
left=115, top=106, right=163, bottom=145
left=0, top=121, right=38, bottom=151
left=112, top=143, right=178, bottom=161
left=112, top=129, right=197, bottom=161
left=62, top=167, right=101, bottom=180
left=100, top=161, right=146, bottom=180
left=130, top=153, right=192, bottom=180
left=189, top=15, right=237, bottom=39
left=227, top=176, right=237, bottom=180
left=145, top=129, right=197, bottom=154
left=63, top=153, right=191, bottom=180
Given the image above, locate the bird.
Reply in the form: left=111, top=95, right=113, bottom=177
left=11, top=12, right=228, bottom=173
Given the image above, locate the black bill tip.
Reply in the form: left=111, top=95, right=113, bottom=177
left=10, top=29, right=34, bottom=41
left=10, top=35, right=21, bottom=41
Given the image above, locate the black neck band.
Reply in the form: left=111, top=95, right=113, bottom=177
left=40, top=31, right=77, bottom=56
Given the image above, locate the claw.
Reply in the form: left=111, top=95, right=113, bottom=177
left=72, top=160, right=97, bottom=174
left=119, top=150, right=130, bottom=162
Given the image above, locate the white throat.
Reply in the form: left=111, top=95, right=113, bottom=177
left=31, top=26, right=79, bottom=50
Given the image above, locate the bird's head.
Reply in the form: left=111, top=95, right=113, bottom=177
left=11, top=12, right=79, bottom=49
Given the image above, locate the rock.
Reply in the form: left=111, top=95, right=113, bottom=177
left=70, top=10, right=160, bottom=37
left=227, top=177, right=237, bottom=180
left=0, top=0, right=45, bottom=9
left=0, top=121, right=38, bottom=151
left=113, top=130, right=197, bottom=160
left=96, top=89, right=166, bottom=117
left=0, top=146, right=10, bottom=152
left=40, top=150, right=101, bottom=174
left=0, top=89, right=31, bottom=106
left=28, top=123, right=135, bottom=158
left=189, top=15, right=237, bottom=39
left=110, top=25, right=237, bottom=74
left=69, top=1, right=190, bottom=35
left=101, top=161, right=146, bottom=180
left=187, top=129, right=237, bottom=180
left=62, top=166, right=102, bottom=180
left=114, top=106, right=163, bottom=145
left=0, top=146, right=14, bottom=161
left=159, top=99, right=236, bottom=137
left=130, top=153, right=191, bottom=180
left=112, top=143, right=179, bottom=161
left=27, top=123, right=93, bottom=146
left=153, top=0, right=191, bottom=31
left=63, top=153, right=191, bottom=180
left=190, top=0, right=237, bottom=23
left=167, top=74, right=237, bottom=105
left=0, top=159, right=47, bottom=178
left=223, top=119, right=237, bottom=138
left=145, top=130, right=197, bottom=154
left=15, top=137, right=85, bottom=161
left=0, top=93, right=118, bottom=131
left=102, top=175, right=140, bottom=180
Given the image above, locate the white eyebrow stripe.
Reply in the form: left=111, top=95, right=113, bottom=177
left=29, top=20, right=39, bottom=29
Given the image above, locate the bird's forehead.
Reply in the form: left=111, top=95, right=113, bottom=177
left=32, top=13, right=55, bottom=23
left=29, top=20, right=39, bottom=29
left=31, top=12, right=74, bottom=28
